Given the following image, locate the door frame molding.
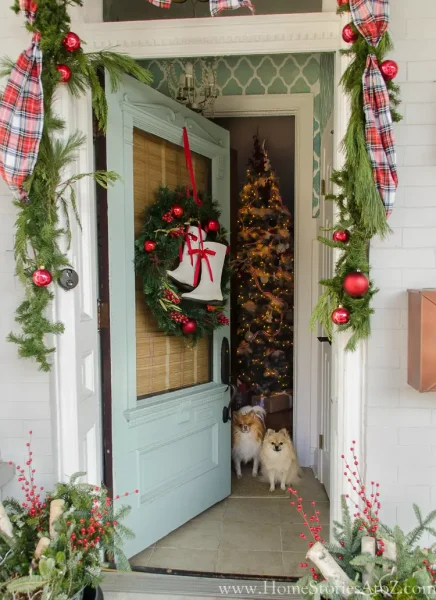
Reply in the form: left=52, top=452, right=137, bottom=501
left=54, top=5, right=367, bottom=533
left=211, top=94, right=315, bottom=468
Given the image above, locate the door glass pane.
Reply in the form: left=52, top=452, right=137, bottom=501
left=133, top=128, right=211, bottom=399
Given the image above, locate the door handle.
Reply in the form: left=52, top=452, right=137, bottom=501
left=317, top=336, right=331, bottom=345
left=221, top=337, right=230, bottom=385
left=223, top=383, right=236, bottom=424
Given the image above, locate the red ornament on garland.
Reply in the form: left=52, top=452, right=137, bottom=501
left=32, top=267, right=52, bottom=287
left=337, top=0, right=349, bottom=5
left=333, top=229, right=350, bottom=243
left=29, top=1, right=39, bottom=11
left=342, top=23, right=358, bottom=44
left=206, top=219, right=220, bottom=232
left=182, top=319, right=197, bottom=335
left=343, top=271, right=370, bottom=297
left=144, top=240, right=156, bottom=252
left=380, top=60, right=399, bottom=81
left=62, top=32, right=81, bottom=53
left=56, top=64, right=72, bottom=83
left=172, top=204, right=184, bottom=218
left=332, top=306, right=350, bottom=325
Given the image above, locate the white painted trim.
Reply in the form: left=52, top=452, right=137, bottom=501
left=211, top=93, right=315, bottom=467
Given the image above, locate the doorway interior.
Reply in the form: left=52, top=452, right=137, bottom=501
left=97, top=52, right=334, bottom=580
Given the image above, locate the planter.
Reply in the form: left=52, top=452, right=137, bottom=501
left=83, top=586, right=104, bottom=600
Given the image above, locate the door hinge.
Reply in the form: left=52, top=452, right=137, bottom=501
left=321, top=179, right=326, bottom=195
left=319, top=434, right=324, bottom=450
left=97, top=299, right=109, bottom=331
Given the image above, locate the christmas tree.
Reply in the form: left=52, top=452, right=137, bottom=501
left=235, top=135, right=294, bottom=397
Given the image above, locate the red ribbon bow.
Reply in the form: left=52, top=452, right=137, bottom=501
left=179, top=228, right=198, bottom=265
left=189, top=248, right=216, bottom=287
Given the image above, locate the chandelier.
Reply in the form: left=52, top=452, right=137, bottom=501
left=163, top=58, right=218, bottom=115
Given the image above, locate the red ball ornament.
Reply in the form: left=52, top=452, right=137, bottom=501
left=144, top=240, right=156, bottom=252
left=207, top=219, right=220, bottom=232
left=332, top=306, right=350, bottom=325
left=342, top=23, right=358, bottom=44
left=380, top=60, right=399, bottom=81
left=343, top=271, right=370, bottom=297
left=56, top=64, right=71, bottom=83
left=333, top=229, right=350, bottom=243
left=172, top=204, right=184, bottom=218
left=182, top=319, right=197, bottom=335
left=337, top=0, right=349, bottom=5
left=32, top=267, right=52, bottom=287
left=29, top=1, right=38, bottom=11
left=62, top=32, right=81, bottom=53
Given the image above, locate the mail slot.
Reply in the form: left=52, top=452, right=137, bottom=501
left=408, top=289, right=436, bottom=392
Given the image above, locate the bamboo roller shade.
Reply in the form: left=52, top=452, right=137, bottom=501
left=134, top=128, right=211, bottom=398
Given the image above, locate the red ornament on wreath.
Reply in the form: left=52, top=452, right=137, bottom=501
left=144, top=240, right=156, bottom=252
left=343, top=271, right=369, bottom=297
left=32, top=267, right=52, bottom=287
left=62, top=32, right=81, bottom=53
left=172, top=204, right=184, bottom=218
left=56, top=64, right=72, bottom=83
left=182, top=319, right=197, bottom=335
left=380, top=60, right=398, bottom=82
left=332, top=306, right=350, bottom=325
left=333, top=230, right=350, bottom=243
left=342, top=24, right=358, bottom=44
left=206, top=219, right=220, bottom=232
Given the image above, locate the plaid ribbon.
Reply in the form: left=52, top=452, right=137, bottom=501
left=145, top=0, right=254, bottom=16
left=0, top=36, right=44, bottom=201
left=350, top=0, right=397, bottom=217
left=209, top=0, right=254, bottom=16
left=19, top=0, right=38, bottom=25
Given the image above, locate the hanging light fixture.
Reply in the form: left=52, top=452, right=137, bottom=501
left=163, top=58, right=218, bottom=115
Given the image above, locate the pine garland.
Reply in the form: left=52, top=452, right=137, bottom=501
left=311, top=4, right=402, bottom=351
left=3, top=0, right=152, bottom=371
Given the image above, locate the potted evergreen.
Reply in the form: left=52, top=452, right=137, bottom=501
left=0, top=434, right=134, bottom=599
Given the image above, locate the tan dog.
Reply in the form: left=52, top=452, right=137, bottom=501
left=231, top=406, right=266, bottom=478
left=260, top=428, right=302, bottom=491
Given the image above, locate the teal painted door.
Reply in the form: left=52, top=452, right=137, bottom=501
left=105, top=74, right=231, bottom=558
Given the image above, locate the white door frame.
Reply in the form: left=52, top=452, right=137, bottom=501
left=52, top=4, right=366, bottom=532
left=211, top=94, right=315, bottom=467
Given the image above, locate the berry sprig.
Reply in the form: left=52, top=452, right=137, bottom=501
left=218, top=313, right=229, bottom=325
left=9, top=431, right=46, bottom=521
left=170, top=312, right=189, bottom=324
left=162, top=211, right=174, bottom=223
left=169, top=225, right=185, bottom=238
left=164, top=289, right=180, bottom=304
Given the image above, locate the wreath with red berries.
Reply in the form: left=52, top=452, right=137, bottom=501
left=134, top=185, right=231, bottom=340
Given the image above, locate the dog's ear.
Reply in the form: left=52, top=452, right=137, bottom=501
left=266, top=428, right=274, bottom=436
left=280, top=428, right=290, bottom=438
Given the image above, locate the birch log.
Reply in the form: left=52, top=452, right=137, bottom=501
left=0, top=502, right=13, bottom=538
left=380, top=538, right=397, bottom=573
left=361, top=536, right=376, bottom=586
left=307, top=542, right=356, bottom=599
left=35, top=537, right=50, bottom=559
left=49, top=499, right=65, bottom=539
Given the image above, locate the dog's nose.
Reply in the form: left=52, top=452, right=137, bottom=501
left=242, top=425, right=249, bottom=432
left=274, top=445, right=281, bottom=451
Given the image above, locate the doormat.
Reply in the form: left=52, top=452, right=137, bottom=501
left=231, top=466, right=328, bottom=500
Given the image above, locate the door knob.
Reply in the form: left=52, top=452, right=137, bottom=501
left=222, top=383, right=236, bottom=424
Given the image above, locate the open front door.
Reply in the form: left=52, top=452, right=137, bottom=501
left=105, top=74, right=231, bottom=557
left=316, top=116, right=334, bottom=499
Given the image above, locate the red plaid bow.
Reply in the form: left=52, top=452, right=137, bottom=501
left=350, top=0, right=397, bottom=217
left=0, top=34, right=44, bottom=201
left=145, top=0, right=254, bottom=16
left=19, top=0, right=38, bottom=24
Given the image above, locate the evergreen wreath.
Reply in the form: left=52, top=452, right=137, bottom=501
left=135, top=185, right=231, bottom=341
left=310, top=1, right=402, bottom=351
left=2, top=0, right=152, bottom=371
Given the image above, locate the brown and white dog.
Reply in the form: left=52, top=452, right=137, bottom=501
left=231, top=406, right=266, bottom=478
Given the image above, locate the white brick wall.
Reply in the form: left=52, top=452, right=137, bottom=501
left=367, top=0, right=436, bottom=541
left=0, top=17, right=54, bottom=500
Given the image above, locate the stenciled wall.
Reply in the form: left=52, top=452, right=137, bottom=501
left=139, top=53, right=335, bottom=217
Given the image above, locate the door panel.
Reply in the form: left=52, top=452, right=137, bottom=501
left=317, top=115, right=334, bottom=498
left=105, top=74, right=231, bottom=557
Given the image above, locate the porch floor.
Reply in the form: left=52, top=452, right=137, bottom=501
left=130, top=468, right=329, bottom=578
